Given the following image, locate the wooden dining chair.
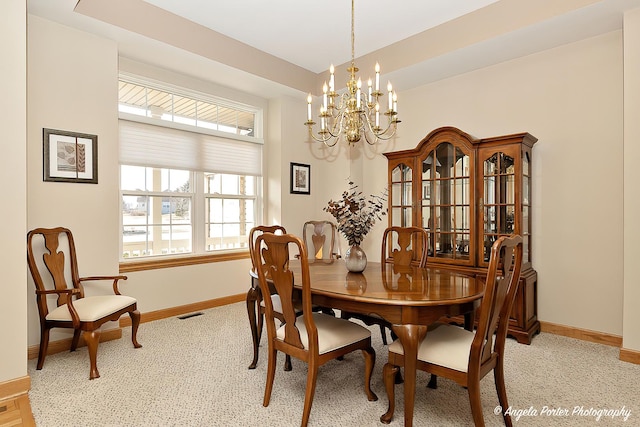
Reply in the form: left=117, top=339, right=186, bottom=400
left=344, top=226, right=429, bottom=345
left=381, top=226, right=429, bottom=270
left=381, top=234, right=524, bottom=426
left=247, top=225, right=292, bottom=370
left=300, top=220, right=341, bottom=260
left=255, top=233, right=378, bottom=427
left=27, top=227, right=142, bottom=380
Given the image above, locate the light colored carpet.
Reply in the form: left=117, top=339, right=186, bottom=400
left=28, top=302, right=640, bottom=426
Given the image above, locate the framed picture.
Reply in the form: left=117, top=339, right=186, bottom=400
left=43, top=128, right=98, bottom=184
left=290, top=162, right=310, bottom=195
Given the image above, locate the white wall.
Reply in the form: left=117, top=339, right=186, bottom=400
left=0, top=0, right=27, bottom=384
left=371, top=31, right=625, bottom=335
left=623, top=9, right=640, bottom=351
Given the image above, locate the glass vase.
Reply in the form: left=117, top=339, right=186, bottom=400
left=345, top=244, right=367, bottom=273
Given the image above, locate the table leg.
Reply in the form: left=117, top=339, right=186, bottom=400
left=389, top=324, right=427, bottom=427
left=246, top=281, right=261, bottom=369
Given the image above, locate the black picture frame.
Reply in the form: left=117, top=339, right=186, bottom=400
left=290, top=162, right=310, bottom=195
left=43, top=128, right=98, bottom=184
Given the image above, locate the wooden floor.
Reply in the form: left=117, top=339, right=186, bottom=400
left=0, top=395, right=35, bottom=427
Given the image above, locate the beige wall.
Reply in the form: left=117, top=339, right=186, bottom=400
left=20, top=11, right=640, bottom=355
left=373, top=31, right=625, bottom=335
left=0, top=0, right=27, bottom=384
left=623, top=9, right=640, bottom=351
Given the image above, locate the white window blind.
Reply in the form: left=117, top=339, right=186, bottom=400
left=119, top=120, right=262, bottom=176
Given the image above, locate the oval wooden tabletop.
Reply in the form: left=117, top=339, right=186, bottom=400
left=288, top=260, right=484, bottom=307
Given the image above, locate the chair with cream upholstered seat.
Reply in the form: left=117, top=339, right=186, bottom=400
left=27, top=227, right=142, bottom=380
left=380, top=234, right=523, bottom=426
left=344, top=226, right=429, bottom=345
left=247, top=225, right=291, bottom=370
left=255, top=232, right=377, bottom=427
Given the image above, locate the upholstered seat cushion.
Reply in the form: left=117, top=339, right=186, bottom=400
left=277, top=312, right=371, bottom=354
left=46, top=295, right=136, bottom=322
left=259, top=294, right=283, bottom=313
left=388, top=323, right=474, bottom=372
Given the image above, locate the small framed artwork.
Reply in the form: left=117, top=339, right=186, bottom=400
left=290, top=162, right=310, bottom=195
left=43, top=128, right=98, bottom=184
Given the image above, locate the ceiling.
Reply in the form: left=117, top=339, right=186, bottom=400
left=27, top=0, right=640, bottom=99
left=140, top=0, right=499, bottom=74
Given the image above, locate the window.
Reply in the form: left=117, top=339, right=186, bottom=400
left=119, top=76, right=263, bottom=261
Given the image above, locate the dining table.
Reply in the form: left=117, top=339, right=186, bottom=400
left=282, top=259, right=485, bottom=427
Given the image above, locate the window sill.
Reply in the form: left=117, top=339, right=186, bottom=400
left=119, top=251, right=250, bottom=273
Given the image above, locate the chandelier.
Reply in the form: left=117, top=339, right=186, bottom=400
left=304, top=0, right=400, bottom=147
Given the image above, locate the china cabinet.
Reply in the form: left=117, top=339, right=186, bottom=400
left=384, top=127, right=539, bottom=344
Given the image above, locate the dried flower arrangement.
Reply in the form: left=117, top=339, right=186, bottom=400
left=323, top=180, right=387, bottom=247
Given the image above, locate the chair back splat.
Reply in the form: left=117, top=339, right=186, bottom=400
left=255, top=233, right=377, bottom=427
left=381, top=234, right=523, bottom=427
left=27, top=227, right=141, bottom=380
left=246, top=225, right=289, bottom=370
left=344, top=226, right=429, bottom=345
left=381, top=226, right=429, bottom=269
left=301, top=220, right=341, bottom=260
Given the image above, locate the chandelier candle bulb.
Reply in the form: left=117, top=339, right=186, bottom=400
left=323, top=82, right=328, bottom=109
left=307, top=94, right=312, bottom=121
left=367, top=79, right=372, bottom=103
left=375, top=63, right=380, bottom=91
left=375, top=103, right=380, bottom=127
left=387, top=82, right=393, bottom=111
left=393, top=93, right=398, bottom=114
left=356, top=78, right=362, bottom=109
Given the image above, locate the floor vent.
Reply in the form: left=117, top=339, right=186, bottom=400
left=177, top=312, right=204, bottom=320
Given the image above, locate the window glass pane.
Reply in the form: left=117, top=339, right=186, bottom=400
left=172, top=95, right=196, bottom=126
left=422, top=155, right=433, bottom=179
left=169, top=169, right=191, bottom=192
left=121, top=165, right=148, bottom=191
left=146, top=89, right=172, bottom=120
left=172, top=197, right=191, bottom=224
left=197, top=101, right=217, bottom=130
left=392, top=208, right=403, bottom=227
left=392, top=183, right=403, bottom=206
left=436, top=143, right=455, bottom=178
left=402, top=208, right=412, bottom=227
left=484, top=176, right=496, bottom=205
left=499, top=205, right=515, bottom=234
left=422, top=207, right=431, bottom=230
left=485, top=154, right=498, bottom=175
left=221, top=175, right=239, bottom=194
left=455, top=150, right=470, bottom=177
left=455, top=234, right=470, bottom=258
left=223, top=199, right=240, bottom=222
left=244, top=199, right=255, bottom=223
left=208, top=198, right=222, bottom=222
left=485, top=206, right=497, bottom=233
left=503, top=174, right=515, bottom=204
left=244, top=177, right=255, bottom=196
left=502, top=154, right=515, bottom=174
left=403, top=182, right=412, bottom=206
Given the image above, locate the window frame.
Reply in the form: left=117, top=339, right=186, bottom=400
left=118, top=75, right=263, bottom=271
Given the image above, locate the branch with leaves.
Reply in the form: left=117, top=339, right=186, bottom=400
left=324, top=181, right=387, bottom=246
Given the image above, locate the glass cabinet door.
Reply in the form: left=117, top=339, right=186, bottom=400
left=389, top=162, right=413, bottom=227
left=479, top=147, right=519, bottom=265
left=421, top=142, right=472, bottom=264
